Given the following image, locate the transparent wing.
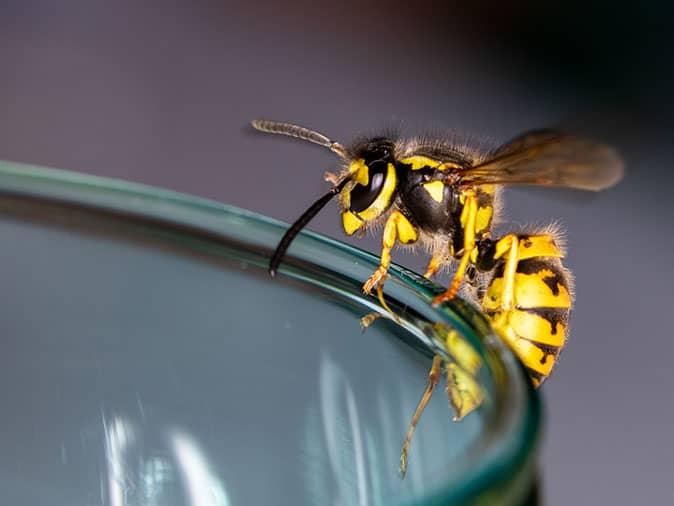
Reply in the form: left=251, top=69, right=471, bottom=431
left=457, top=130, right=624, bottom=191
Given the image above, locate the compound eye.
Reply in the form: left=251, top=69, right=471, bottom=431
left=349, top=160, right=388, bottom=213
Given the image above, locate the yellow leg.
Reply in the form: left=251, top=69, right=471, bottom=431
left=400, top=354, right=443, bottom=478
left=432, top=192, right=478, bottom=306
left=445, top=362, right=484, bottom=421
left=363, top=212, right=399, bottom=295
left=424, top=253, right=444, bottom=279
left=359, top=281, right=401, bottom=329
left=440, top=326, right=484, bottom=420
left=360, top=212, right=398, bottom=329
left=488, top=233, right=520, bottom=317
left=500, top=235, right=519, bottom=311
left=361, top=211, right=418, bottom=327
left=376, top=281, right=401, bottom=322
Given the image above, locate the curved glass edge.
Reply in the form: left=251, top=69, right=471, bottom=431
left=0, top=160, right=541, bottom=505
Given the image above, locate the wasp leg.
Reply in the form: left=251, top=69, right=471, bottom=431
left=359, top=281, right=401, bottom=329
left=423, top=253, right=445, bottom=279
left=360, top=214, right=399, bottom=328
left=362, top=211, right=417, bottom=327
left=445, top=362, right=484, bottom=421
left=493, top=234, right=520, bottom=312
left=363, top=211, right=401, bottom=295
left=440, top=326, right=484, bottom=420
left=376, top=281, right=401, bottom=323
left=445, top=326, right=484, bottom=420
left=400, top=354, right=442, bottom=478
left=483, top=233, right=519, bottom=328
left=432, top=192, right=479, bottom=306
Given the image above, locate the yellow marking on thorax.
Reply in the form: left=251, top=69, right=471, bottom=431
left=422, top=180, right=445, bottom=203
left=483, top=272, right=572, bottom=310
left=399, top=155, right=463, bottom=172
left=399, top=155, right=442, bottom=170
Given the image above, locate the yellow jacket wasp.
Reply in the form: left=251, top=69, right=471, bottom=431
left=252, top=118, right=623, bottom=475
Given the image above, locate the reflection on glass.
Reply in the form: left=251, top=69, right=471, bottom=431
left=320, top=354, right=368, bottom=505
left=103, top=414, right=136, bottom=506
left=100, top=413, right=230, bottom=505
left=170, top=430, right=230, bottom=506
left=303, top=355, right=374, bottom=505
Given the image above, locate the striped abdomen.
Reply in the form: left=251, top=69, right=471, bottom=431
left=481, top=235, right=573, bottom=387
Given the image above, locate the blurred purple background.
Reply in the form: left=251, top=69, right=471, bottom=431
left=1, top=1, right=672, bottom=504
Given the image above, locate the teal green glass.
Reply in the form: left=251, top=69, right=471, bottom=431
left=0, top=161, right=540, bottom=505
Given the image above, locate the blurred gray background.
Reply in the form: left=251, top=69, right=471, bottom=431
left=1, top=1, right=672, bottom=504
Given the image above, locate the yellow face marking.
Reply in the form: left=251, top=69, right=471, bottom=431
left=475, top=205, right=493, bottom=233
left=342, top=210, right=362, bottom=235
left=395, top=213, right=418, bottom=244
left=348, top=159, right=369, bottom=186
left=357, top=162, right=397, bottom=222
left=422, top=180, right=445, bottom=203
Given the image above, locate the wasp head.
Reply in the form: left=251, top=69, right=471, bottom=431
left=341, top=137, right=399, bottom=235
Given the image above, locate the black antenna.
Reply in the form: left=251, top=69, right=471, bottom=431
left=251, top=119, right=348, bottom=159
left=269, top=177, right=350, bottom=277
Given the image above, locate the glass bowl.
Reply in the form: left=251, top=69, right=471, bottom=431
left=0, top=161, right=540, bottom=505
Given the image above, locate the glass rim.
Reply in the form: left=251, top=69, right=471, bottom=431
left=0, top=160, right=541, bottom=505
